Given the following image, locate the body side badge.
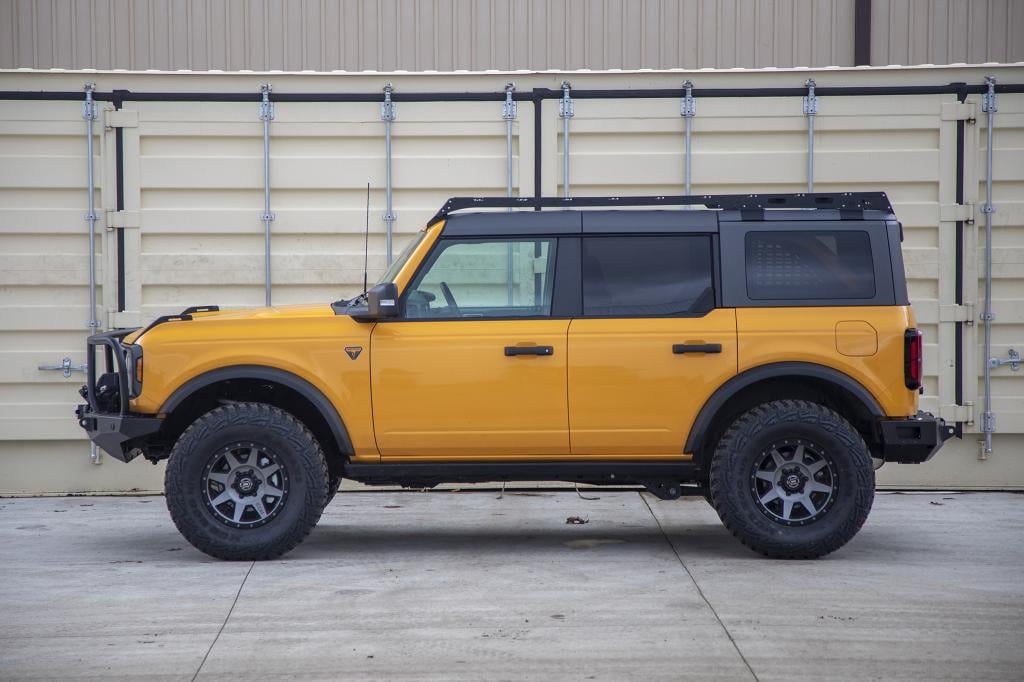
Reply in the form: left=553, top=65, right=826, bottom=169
left=344, top=346, right=363, bottom=360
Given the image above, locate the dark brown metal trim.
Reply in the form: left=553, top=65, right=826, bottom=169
left=855, top=0, right=873, bottom=66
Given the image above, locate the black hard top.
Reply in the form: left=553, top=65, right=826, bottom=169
left=442, top=209, right=718, bottom=236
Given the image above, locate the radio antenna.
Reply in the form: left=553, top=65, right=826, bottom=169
left=362, top=182, right=370, bottom=295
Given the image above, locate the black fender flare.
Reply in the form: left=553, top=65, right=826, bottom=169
left=160, top=365, right=354, bottom=455
left=683, top=362, right=885, bottom=455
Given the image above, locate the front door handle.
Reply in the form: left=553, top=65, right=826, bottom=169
left=505, top=345, right=554, bottom=357
left=672, top=343, right=722, bottom=355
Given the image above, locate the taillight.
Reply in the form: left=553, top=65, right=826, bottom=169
left=904, top=328, right=922, bottom=390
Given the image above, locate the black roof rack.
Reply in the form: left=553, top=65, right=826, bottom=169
left=427, top=192, right=893, bottom=226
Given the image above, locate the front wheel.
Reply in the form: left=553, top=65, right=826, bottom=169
left=708, top=400, right=874, bottom=559
left=165, top=403, right=329, bottom=560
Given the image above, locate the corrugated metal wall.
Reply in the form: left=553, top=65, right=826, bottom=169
left=1, top=65, right=1022, bottom=494
left=870, top=0, right=1024, bottom=67
left=2, top=0, right=1020, bottom=72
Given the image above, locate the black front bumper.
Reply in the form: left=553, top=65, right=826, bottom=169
left=76, top=406, right=162, bottom=463
left=876, top=412, right=955, bottom=464
left=77, top=328, right=161, bottom=462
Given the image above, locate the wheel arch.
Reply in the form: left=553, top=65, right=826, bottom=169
left=156, top=366, right=354, bottom=474
left=685, top=362, right=884, bottom=469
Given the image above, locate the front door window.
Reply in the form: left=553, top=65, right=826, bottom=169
left=404, top=238, right=557, bottom=319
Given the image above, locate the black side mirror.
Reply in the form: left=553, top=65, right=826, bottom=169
left=366, top=282, right=399, bottom=319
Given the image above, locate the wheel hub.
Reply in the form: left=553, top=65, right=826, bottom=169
left=202, top=443, right=289, bottom=529
left=750, top=439, right=837, bottom=526
left=231, top=469, right=261, bottom=497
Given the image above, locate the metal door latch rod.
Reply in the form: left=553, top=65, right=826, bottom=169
left=803, top=79, right=818, bottom=192
left=259, top=83, right=275, bottom=307
left=559, top=81, right=573, bottom=199
left=83, top=83, right=100, bottom=333
left=503, top=83, right=517, bottom=304
left=980, top=75, right=998, bottom=457
left=503, top=82, right=517, bottom=201
left=381, top=83, right=397, bottom=265
left=681, top=81, right=695, bottom=196
left=38, top=357, right=88, bottom=378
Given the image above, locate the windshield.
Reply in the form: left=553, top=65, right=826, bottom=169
left=376, top=231, right=426, bottom=285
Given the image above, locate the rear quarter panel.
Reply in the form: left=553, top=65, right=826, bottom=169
left=736, top=306, right=918, bottom=418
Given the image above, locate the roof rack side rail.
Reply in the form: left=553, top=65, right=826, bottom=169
left=426, top=192, right=894, bottom=226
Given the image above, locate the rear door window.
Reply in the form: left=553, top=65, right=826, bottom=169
left=581, top=236, right=714, bottom=316
left=745, top=230, right=875, bottom=300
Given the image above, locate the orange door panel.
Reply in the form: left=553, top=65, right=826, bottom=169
left=371, top=320, right=570, bottom=458
left=568, top=309, right=738, bottom=456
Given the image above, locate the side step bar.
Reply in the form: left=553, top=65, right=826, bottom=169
left=344, top=461, right=700, bottom=488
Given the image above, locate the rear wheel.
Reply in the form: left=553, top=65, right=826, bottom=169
left=165, top=402, right=329, bottom=560
left=708, top=400, right=874, bottom=559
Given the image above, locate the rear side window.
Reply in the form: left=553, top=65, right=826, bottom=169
left=745, top=231, right=875, bottom=300
left=582, top=236, right=714, bottom=316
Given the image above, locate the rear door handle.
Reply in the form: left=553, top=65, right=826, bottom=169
left=505, top=345, right=554, bottom=357
left=672, top=343, right=722, bottom=355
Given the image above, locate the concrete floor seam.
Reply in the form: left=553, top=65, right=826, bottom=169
left=191, top=560, right=254, bottom=681
left=639, top=493, right=760, bottom=682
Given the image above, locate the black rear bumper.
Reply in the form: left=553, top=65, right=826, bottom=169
left=876, top=412, right=955, bottom=464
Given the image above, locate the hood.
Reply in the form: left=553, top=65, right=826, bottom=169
left=125, top=303, right=338, bottom=344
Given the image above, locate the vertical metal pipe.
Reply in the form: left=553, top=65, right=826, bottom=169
left=681, top=81, right=695, bottom=196
left=804, top=79, right=817, bottom=192
left=83, top=83, right=99, bottom=333
left=259, top=83, right=275, bottom=307
left=559, top=81, right=573, bottom=199
left=981, top=75, right=997, bottom=457
left=381, top=83, right=396, bottom=265
left=503, top=83, right=517, bottom=304
left=83, top=83, right=100, bottom=465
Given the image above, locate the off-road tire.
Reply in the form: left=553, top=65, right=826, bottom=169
left=325, top=471, right=342, bottom=507
left=708, top=400, right=874, bottom=559
left=165, top=402, right=329, bottom=560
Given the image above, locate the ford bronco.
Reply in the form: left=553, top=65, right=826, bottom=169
left=77, top=192, right=953, bottom=560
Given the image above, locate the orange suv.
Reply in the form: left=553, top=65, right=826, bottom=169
left=77, top=193, right=952, bottom=560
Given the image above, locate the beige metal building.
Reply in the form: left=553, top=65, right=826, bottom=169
left=1, top=0, right=1023, bottom=72
left=1, top=65, right=1022, bottom=494
left=0, top=0, right=1022, bottom=494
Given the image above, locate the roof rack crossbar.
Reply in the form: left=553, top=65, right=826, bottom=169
left=427, top=192, right=893, bottom=226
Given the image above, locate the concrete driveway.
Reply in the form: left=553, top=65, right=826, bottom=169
left=0, top=490, right=1022, bottom=680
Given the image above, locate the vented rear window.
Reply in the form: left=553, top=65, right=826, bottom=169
left=745, top=230, right=875, bottom=300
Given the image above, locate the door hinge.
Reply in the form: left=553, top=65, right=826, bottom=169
left=940, top=403, right=974, bottom=424
left=939, top=202, right=974, bottom=224
left=105, top=210, right=140, bottom=229
left=104, top=109, right=138, bottom=128
left=940, top=101, right=977, bottom=123
left=939, top=302, right=975, bottom=325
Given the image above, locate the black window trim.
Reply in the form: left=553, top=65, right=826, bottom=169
left=578, top=233, right=719, bottom=320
